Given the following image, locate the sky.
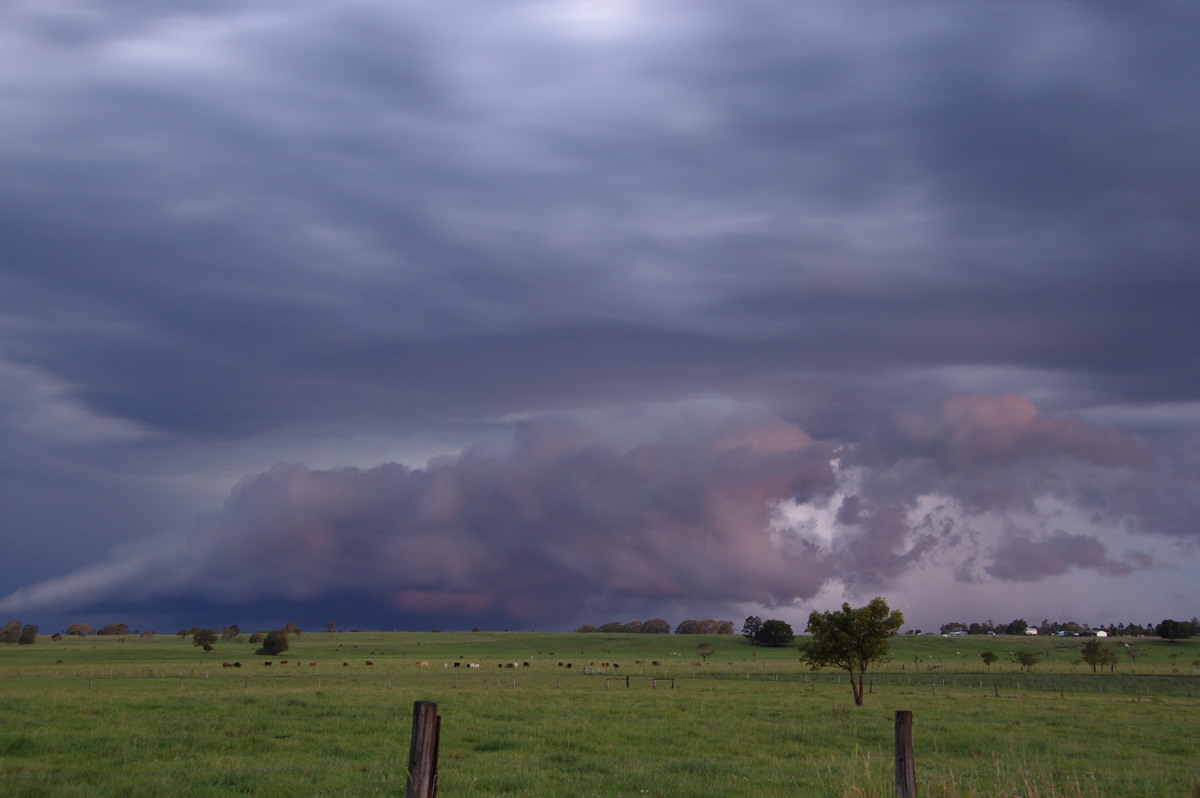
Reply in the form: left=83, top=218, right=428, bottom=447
left=1, top=1, right=1198, bottom=636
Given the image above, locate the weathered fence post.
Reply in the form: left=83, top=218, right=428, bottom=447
left=894, top=710, right=916, bottom=798
left=407, top=700, right=441, bottom=798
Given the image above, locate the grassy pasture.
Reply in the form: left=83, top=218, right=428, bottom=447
left=1, top=632, right=1197, bottom=796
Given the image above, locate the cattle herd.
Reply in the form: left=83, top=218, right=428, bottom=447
left=217, top=657, right=670, bottom=671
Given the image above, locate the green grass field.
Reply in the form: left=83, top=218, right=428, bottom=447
left=2, top=631, right=1198, bottom=796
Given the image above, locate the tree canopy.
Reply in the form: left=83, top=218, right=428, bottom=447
left=741, top=616, right=763, bottom=644
left=1080, top=639, right=1119, bottom=673
left=674, top=619, right=734, bottom=635
left=192, top=628, right=218, bottom=652
left=800, top=597, right=904, bottom=706
left=256, top=629, right=289, bottom=656
left=756, top=619, right=795, bottom=647
left=1155, top=619, right=1194, bottom=642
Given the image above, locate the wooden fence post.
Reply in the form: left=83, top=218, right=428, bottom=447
left=407, top=700, right=441, bottom=798
left=894, top=709, right=916, bottom=798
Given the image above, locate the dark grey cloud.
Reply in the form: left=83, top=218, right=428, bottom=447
left=985, top=530, right=1136, bottom=583
left=1, top=1, right=1197, bottom=630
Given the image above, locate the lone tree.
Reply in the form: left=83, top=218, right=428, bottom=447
left=256, top=629, right=289, bottom=656
left=18, top=624, right=38, bottom=645
left=1013, top=651, right=1041, bottom=672
left=980, top=650, right=998, bottom=670
left=800, top=597, right=904, bottom=706
left=741, top=616, right=763, bottom=644
left=756, top=619, right=795, bottom=647
left=192, top=628, right=218, bottom=652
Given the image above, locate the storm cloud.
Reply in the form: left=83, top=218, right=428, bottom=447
left=1, top=1, right=1198, bottom=631
left=1, top=397, right=1181, bottom=629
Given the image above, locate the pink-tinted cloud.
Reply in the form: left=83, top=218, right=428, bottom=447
left=0, top=395, right=1177, bottom=629
left=0, top=409, right=841, bottom=626
left=886, top=392, right=1151, bottom=470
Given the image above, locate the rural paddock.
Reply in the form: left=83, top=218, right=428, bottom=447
left=1, top=631, right=1197, bottom=796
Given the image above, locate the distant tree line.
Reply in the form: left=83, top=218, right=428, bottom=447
left=182, top=623, right=301, bottom=654
left=574, top=619, right=739, bottom=634
left=937, top=617, right=1198, bottom=639
left=574, top=619, right=673, bottom=634
left=938, top=619, right=1029, bottom=635
left=674, top=619, right=735, bottom=635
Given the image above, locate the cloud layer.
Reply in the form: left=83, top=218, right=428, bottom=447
left=1, top=1, right=1198, bottom=630
left=3, top=396, right=1185, bottom=630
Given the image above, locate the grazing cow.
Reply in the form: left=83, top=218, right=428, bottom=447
left=612, top=663, right=619, bottom=670
left=454, top=662, right=461, bottom=668
left=233, top=662, right=242, bottom=668
left=264, top=661, right=272, bottom=666
left=310, top=661, right=318, bottom=666
left=364, top=660, right=374, bottom=666
left=280, top=660, right=288, bottom=665
left=343, top=661, right=349, bottom=667
left=468, top=663, right=480, bottom=668
left=222, top=662, right=232, bottom=668
left=565, top=663, right=572, bottom=668
left=652, top=661, right=662, bottom=666
left=417, top=661, right=429, bottom=667
left=505, top=662, right=517, bottom=669
left=522, top=661, right=530, bottom=667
